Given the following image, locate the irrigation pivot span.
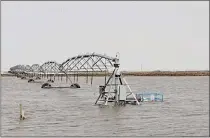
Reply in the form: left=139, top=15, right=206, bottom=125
left=10, top=53, right=161, bottom=106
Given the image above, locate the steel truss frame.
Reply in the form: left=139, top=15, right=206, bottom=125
left=9, top=52, right=140, bottom=106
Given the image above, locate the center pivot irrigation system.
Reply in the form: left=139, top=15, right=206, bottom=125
left=10, top=52, right=163, bottom=106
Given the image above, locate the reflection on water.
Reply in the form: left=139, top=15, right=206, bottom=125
left=2, top=76, right=209, bottom=136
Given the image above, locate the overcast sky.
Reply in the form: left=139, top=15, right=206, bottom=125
left=2, top=1, right=209, bottom=71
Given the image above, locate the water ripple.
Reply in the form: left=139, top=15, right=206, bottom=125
left=1, top=76, right=209, bottom=136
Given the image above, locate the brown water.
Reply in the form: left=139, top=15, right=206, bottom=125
left=1, top=76, right=209, bottom=137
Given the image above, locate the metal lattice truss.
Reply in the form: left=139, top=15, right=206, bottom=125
left=31, top=64, right=40, bottom=73
left=39, top=61, right=61, bottom=74
left=10, top=65, right=27, bottom=74
left=9, top=52, right=142, bottom=106
left=59, top=53, right=115, bottom=73
left=25, top=65, right=33, bottom=72
left=9, top=53, right=117, bottom=75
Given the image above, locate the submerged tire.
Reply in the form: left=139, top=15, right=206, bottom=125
left=21, top=77, right=26, bottom=79
left=47, top=79, right=54, bottom=83
left=41, top=83, right=52, bottom=88
left=70, top=83, right=80, bottom=88
left=28, top=79, right=35, bottom=83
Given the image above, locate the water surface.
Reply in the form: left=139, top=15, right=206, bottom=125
left=1, top=76, right=209, bottom=136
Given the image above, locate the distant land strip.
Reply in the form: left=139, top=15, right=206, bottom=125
left=1, top=71, right=209, bottom=77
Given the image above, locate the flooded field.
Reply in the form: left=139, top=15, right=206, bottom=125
left=1, top=76, right=209, bottom=136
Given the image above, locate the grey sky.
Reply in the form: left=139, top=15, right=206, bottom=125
left=2, top=1, right=209, bottom=71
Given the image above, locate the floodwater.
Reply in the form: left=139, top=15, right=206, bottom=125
left=1, top=76, right=209, bottom=137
